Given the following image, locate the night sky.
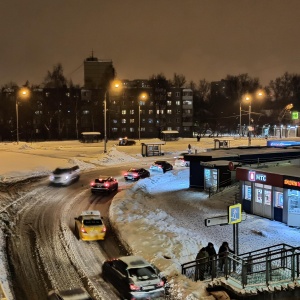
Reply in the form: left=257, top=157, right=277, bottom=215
left=1, top=0, right=300, bottom=87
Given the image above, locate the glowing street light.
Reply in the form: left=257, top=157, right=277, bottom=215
left=16, top=87, right=30, bottom=144
left=138, top=92, right=148, bottom=141
left=104, top=80, right=122, bottom=153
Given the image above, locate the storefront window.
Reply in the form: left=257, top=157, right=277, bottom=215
left=255, top=183, right=263, bottom=203
left=288, top=189, right=300, bottom=214
left=264, top=189, right=271, bottom=205
left=204, top=168, right=218, bottom=191
left=243, top=182, right=252, bottom=200
left=275, top=191, right=283, bottom=208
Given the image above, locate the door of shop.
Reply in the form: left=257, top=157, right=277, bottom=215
left=253, top=183, right=272, bottom=219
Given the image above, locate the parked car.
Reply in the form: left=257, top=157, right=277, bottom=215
left=174, top=153, right=190, bottom=167
left=48, top=287, right=92, bottom=300
left=119, top=137, right=136, bottom=146
left=124, top=168, right=150, bottom=181
left=74, top=210, right=106, bottom=241
left=49, top=165, right=80, bottom=186
left=90, top=176, right=118, bottom=193
left=102, top=255, right=167, bottom=300
left=150, top=161, right=173, bottom=173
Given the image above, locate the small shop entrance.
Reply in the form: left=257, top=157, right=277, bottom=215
left=253, top=183, right=272, bottom=219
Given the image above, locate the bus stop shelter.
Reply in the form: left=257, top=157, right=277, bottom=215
left=141, top=142, right=165, bottom=157
left=80, top=132, right=101, bottom=143
left=161, top=130, right=179, bottom=141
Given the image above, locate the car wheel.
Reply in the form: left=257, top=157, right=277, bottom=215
left=115, top=184, right=119, bottom=191
left=74, top=225, right=80, bottom=240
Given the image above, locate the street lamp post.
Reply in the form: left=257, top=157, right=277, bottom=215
left=16, top=87, right=30, bottom=144
left=138, top=93, right=147, bottom=141
left=103, top=91, right=107, bottom=153
left=103, top=81, right=121, bottom=153
left=239, top=102, right=242, bottom=136
left=248, top=97, right=252, bottom=146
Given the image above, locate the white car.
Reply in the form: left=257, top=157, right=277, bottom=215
left=49, top=165, right=80, bottom=186
left=174, top=153, right=190, bottom=167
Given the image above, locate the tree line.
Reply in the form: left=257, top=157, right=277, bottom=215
left=1, top=62, right=300, bottom=141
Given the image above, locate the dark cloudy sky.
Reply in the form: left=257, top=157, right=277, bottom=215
left=1, top=0, right=300, bottom=87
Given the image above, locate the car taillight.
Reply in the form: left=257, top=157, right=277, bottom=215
left=104, top=183, right=109, bottom=187
left=130, top=283, right=141, bottom=291
left=158, top=165, right=162, bottom=168
left=102, top=226, right=106, bottom=232
left=90, top=182, right=95, bottom=187
left=133, top=173, right=138, bottom=177
left=81, top=227, right=87, bottom=233
left=156, top=280, right=165, bottom=287
left=124, top=172, right=128, bottom=176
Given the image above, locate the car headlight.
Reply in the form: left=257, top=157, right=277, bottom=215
left=49, top=175, right=54, bottom=180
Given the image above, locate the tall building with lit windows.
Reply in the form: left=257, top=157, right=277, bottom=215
left=107, top=80, right=194, bottom=139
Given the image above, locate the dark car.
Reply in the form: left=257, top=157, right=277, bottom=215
left=119, top=137, right=136, bottom=146
left=90, top=176, right=118, bottom=193
left=150, top=161, right=173, bottom=173
left=48, top=287, right=92, bottom=300
left=49, top=165, right=80, bottom=186
left=102, top=256, right=166, bottom=300
left=124, top=168, right=150, bottom=181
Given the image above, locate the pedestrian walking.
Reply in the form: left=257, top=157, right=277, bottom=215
left=204, top=242, right=217, bottom=274
left=188, top=143, right=192, bottom=154
left=196, top=134, right=200, bottom=142
left=218, top=241, right=234, bottom=271
left=195, top=247, right=209, bottom=281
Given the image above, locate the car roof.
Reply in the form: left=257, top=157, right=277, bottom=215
left=118, top=256, right=152, bottom=268
left=50, top=287, right=92, bottom=300
left=154, top=161, right=167, bottom=164
left=128, top=168, right=143, bottom=171
left=80, top=210, right=101, bottom=217
left=53, top=166, right=79, bottom=173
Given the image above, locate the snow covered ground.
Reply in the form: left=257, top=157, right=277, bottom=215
left=1, top=137, right=300, bottom=300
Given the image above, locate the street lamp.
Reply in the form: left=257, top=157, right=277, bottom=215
left=103, top=81, right=121, bottom=153
left=138, top=92, right=148, bottom=141
left=244, top=90, right=265, bottom=146
left=16, top=87, right=30, bottom=144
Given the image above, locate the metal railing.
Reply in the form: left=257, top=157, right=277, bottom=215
left=181, top=244, right=300, bottom=291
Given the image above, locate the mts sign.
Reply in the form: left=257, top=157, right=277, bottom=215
left=248, top=171, right=267, bottom=182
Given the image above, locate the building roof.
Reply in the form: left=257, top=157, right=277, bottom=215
left=238, top=164, right=300, bottom=177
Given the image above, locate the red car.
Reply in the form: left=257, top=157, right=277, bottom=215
left=90, top=176, right=118, bottom=193
left=124, top=168, right=150, bottom=181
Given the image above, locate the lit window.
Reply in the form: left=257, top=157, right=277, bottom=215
left=149, top=110, right=153, bottom=115
left=167, top=110, right=172, bottom=114
left=122, top=119, right=126, bottom=124
left=130, top=128, right=135, bottom=132
left=122, top=110, right=126, bottom=115
left=176, top=101, right=180, bottom=105
left=130, top=119, right=134, bottom=123
left=112, top=128, right=118, bottom=132
left=141, top=127, right=145, bottom=132
left=160, top=110, right=164, bottom=114
left=112, top=119, right=118, bottom=124
left=130, top=110, right=134, bottom=114
left=148, top=119, right=153, bottom=123
left=167, top=101, right=171, bottom=106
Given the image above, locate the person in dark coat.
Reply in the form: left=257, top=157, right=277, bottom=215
left=195, top=247, right=209, bottom=280
left=204, top=242, right=217, bottom=274
left=218, top=241, right=234, bottom=271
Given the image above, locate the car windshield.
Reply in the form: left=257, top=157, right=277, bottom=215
left=53, top=168, right=70, bottom=174
left=83, top=219, right=103, bottom=226
left=95, top=178, right=107, bottom=183
left=128, top=267, right=157, bottom=281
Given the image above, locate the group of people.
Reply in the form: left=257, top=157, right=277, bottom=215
left=195, top=241, right=234, bottom=281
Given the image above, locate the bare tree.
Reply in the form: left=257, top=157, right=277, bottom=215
left=172, top=73, right=186, bottom=88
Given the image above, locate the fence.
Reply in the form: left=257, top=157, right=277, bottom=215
left=181, top=244, right=300, bottom=291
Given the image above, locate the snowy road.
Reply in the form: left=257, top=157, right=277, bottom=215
left=2, top=168, right=134, bottom=300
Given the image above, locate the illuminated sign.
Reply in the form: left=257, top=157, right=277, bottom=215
left=228, top=203, right=242, bottom=224
left=267, top=140, right=300, bottom=147
left=284, top=179, right=300, bottom=187
left=248, top=171, right=267, bottom=182
left=292, top=111, right=299, bottom=120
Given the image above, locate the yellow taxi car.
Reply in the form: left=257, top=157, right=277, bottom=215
left=74, top=210, right=106, bottom=241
